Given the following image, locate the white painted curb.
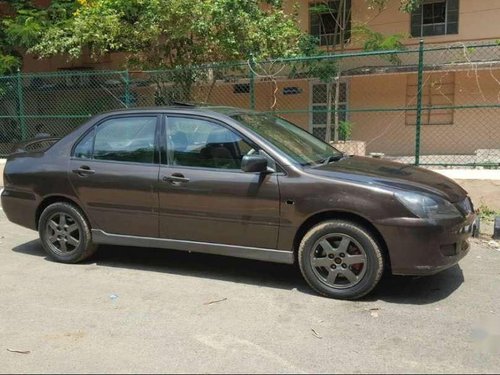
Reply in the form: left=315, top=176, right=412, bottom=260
left=435, top=169, right=500, bottom=181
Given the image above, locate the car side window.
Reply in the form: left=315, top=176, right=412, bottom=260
left=166, top=117, right=257, bottom=170
left=92, top=117, right=157, bottom=164
left=74, top=129, right=94, bottom=159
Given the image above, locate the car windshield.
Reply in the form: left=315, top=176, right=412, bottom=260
left=232, top=113, right=343, bottom=166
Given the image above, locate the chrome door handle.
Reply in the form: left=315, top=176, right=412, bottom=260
left=163, top=174, right=190, bottom=184
left=72, top=166, right=95, bottom=176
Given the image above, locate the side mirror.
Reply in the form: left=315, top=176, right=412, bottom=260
left=241, top=154, right=268, bottom=173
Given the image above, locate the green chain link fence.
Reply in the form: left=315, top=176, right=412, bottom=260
left=1, top=40, right=499, bottom=168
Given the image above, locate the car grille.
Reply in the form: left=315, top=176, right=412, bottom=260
left=456, top=197, right=474, bottom=214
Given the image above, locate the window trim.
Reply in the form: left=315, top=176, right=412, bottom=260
left=71, top=114, right=161, bottom=165
left=411, top=0, right=459, bottom=38
left=161, top=113, right=281, bottom=173
left=309, top=0, right=352, bottom=47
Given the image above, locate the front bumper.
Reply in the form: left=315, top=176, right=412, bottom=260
left=376, top=213, right=475, bottom=276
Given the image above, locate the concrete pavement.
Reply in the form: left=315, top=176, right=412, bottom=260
left=0, top=208, right=499, bottom=373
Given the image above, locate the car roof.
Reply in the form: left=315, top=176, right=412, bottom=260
left=100, top=105, right=258, bottom=118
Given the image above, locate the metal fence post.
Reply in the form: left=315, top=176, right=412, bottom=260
left=16, top=68, right=27, bottom=140
left=415, top=39, right=424, bottom=166
left=249, top=56, right=256, bottom=110
left=124, top=70, right=131, bottom=108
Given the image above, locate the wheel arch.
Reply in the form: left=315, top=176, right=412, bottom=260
left=293, top=210, right=391, bottom=271
left=35, top=195, right=87, bottom=230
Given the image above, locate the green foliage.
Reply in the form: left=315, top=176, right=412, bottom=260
left=367, top=0, right=424, bottom=13
left=3, top=9, right=46, bottom=47
left=3, top=0, right=78, bottom=48
left=303, top=58, right=338, bottom=84
left=478, top=204, right=500, bottom=222
left=0, top=0, right=424, bottom=76
left=288, top=34, right=338, bottom=83
left=353, top=24, right=406, bottom=64
left=0, top=53, right=20, bottom=75
left=338, top=120, right=353, bottom=141
left=479, top=161, right=500, bottom=170
left=28, top=0, right=306, bottom=68
left=399, top=0, right=424, bottom=13
left=309, top=3, right=332, bottom=15
left=14, top=0, right=309, bottom=103
left=0, top=0, right=77, bottom=75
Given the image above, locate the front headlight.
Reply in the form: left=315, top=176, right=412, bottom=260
left=395, top=191, right=463, bottom=220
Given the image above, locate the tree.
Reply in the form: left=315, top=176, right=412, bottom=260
left=1, top=0, right=424, bottom=69
left=21, top=0, right=305, bottom=66
left=1, top=0, right=78, bottom=74
left=9, top=0, right=308, bottom=101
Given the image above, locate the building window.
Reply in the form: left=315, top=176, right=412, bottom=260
left=405, top=72, right=455, bottom=126
left=411, top=0, right=459, bottom=37
left=233, top=83, right=250, bottom=94
left=309, top=1, right=351, bottom=47
left=310, top=81, right=348, bottom=141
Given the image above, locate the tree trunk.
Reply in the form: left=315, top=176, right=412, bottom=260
left=333, top=0, right=348, bottom=142
left=333, top=71, right=341, bottom=142
left=325, top=0, right=345, bottom=143
left=325, top=81, right=333, bottom=142
left=204, top=68, right=217, bottom=103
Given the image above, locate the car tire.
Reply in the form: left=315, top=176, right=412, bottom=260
left=298, top=220, right=384, bottom=300
left=39, top=202, right=97, bottom=263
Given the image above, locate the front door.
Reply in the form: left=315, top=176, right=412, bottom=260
left=158, top=115, right=280, bottom=249
left=69, top=115, right=160, bottom=237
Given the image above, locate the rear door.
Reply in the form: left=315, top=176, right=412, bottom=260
left=69, top=114, right=160, bottom=237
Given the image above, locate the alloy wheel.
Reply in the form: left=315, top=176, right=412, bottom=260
left=310, top=233, right=367, bottom=289
left=45, top=212, right=81, bottom=255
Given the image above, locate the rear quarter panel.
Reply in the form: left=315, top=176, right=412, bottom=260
left=1, top=121, right=95, bottom=230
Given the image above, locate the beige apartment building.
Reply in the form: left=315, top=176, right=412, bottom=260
left=2, top=0, right=500, bottom=158
left=205, top=0, right=500, bottom=157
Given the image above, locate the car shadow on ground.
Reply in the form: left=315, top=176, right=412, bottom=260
left=367, top=265, right=464, bottom=304
left=13, top=240, right=464, bottom=305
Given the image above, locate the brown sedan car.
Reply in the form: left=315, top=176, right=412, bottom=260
left=1, top=106, right=475, bottom=299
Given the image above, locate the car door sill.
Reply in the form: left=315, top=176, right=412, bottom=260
left=91, top=229, right=294, bottom=264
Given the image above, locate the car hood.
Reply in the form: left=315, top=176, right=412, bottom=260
left=307, top=156, right=467, bottom=203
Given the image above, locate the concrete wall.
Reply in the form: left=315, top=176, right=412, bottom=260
left=455, top=179, right=500, bottom=211
left=20, top=52, right=128, bottom=74
left=437, top=170, right=500, bottom=211
left=349, top=68, right=497, bottom=158
left=349, top=69, right=500, bottom=156
left=202, top=78, right=312, bottom=128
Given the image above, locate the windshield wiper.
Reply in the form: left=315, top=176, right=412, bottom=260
left=317, top=153, right=345, bottom=166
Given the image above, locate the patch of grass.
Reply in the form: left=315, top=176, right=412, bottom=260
left=477, top=204, right=500, bottom=222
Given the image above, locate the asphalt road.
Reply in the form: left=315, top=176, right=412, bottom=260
left=0, top=208, right=499, bottom=374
